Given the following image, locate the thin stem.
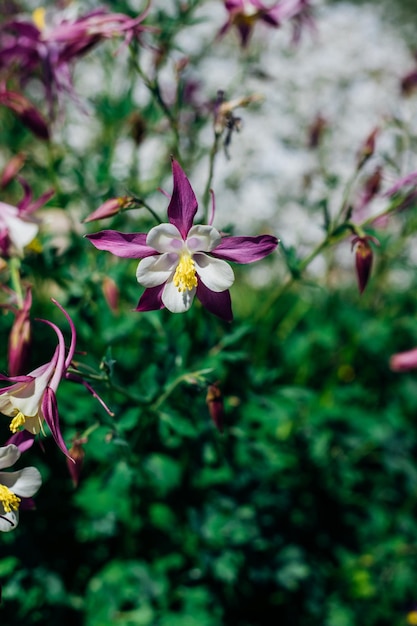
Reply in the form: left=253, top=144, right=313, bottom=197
left=9, top=257, right=23, bottom=308
left=202, top=133, right=221, bottom=223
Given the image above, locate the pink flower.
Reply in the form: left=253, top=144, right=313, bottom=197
left=390, top=348, right=417, bottom=372
left=0, top=300, right=112, bottom=457
left=87, top=159, right=278, bottom=322
left=7, top=287, right=32, bottom=377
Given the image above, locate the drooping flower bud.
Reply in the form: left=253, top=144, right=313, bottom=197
left=206, top=382, right=224, bottom=433
left=8, top=287, right=32, bottom=376
left=102, top=276, right=119, bottom=313
left=356, top=127, right=379, bottom=171
left=1, top=153, right=26, bottom=188
left=0, top=89, right=49, bottom=140
left=83, top=196, right=135, bottom=223
left=351, top=235, right=379, bottom=294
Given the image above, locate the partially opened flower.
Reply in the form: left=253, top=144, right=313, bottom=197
left=0, top=300, right=112, bottom=457
left=87, top=159, right=278, bottom=322
left=0, top=443, right=41, bottom=532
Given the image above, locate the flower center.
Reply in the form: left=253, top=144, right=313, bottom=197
left=0, top=484, right=21, bottom=513
left=32, top=7, right=46, bottom=31
left=10, top=411, right=26, bottom=434
left=173, top=252, right=198, bottom=293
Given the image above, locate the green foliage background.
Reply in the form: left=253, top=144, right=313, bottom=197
left=1, top=0, right=417, bottom=625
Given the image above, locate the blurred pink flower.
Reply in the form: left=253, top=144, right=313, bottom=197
left=351, top=235, right=379, bottom=295
left=390, top=348, right=417, bottom=372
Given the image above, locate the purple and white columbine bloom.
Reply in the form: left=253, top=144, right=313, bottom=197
left=0, top=300, right=112, bottom=457
left=0, top=443, right=41, bottom=532
left=87, top=159, right=278, bottom=322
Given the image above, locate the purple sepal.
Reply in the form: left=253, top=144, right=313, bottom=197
left=6, top=430, right=35, bottom=452
left=212, top=234, right=278, bottom=263
left=135, top=285, right=165, bottom=312
left=42, top=386, right=70, bottom=458
left=196, top=282, right=233, bottom=322
left=167, top=159, right=198, bottom=239
left=86, top=230, right=157, bottom=258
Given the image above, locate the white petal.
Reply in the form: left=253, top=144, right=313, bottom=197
left=0, top=508, right=18, bottom=532
left=162, top=280, right=196, bottom=313
left=0, top=445, right=20, bottom=470
left=194, top=253, right=235, bottom=292
left=147, top=223, right=183, bottom=253
left=136, top=254, right=177, bottom=288
left=1, top=467, right=42, bottom=497
left=186, top=225, right=222, bottom=253
left=0, top=203, right=38, bottom=253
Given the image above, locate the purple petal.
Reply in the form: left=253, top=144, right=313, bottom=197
left=211, top=235, right=278, bottom=263
left=41, top=387, right=69, bottom=458
left=167, top=159, right=198, bottom=239
left=0, top=373, right=34, bottom=384
left=135, top=285, right=165, bottom=312
left=196, top=282, right=233, bottom=322
left=86, top=230, right=157, bottom=258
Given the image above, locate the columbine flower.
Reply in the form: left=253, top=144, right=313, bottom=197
left=87, top=159, right=278, bottom=322
left=0, top=300, right=112, bottom=457
left=0, top=443, right=41, bottom=532
left=219, top=0, right=314, bottom=47
left=219, top=0, right=281, bottom=47
left=0, top=4, right=153, bottom=116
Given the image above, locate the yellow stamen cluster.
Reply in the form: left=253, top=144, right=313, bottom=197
left=10, top=411, right=26, bottom=434
left=0, top=484, right=21, bottom=513
left=173, top=254, right=198, bottom=293
left=32, top=7, right=46, bottom=31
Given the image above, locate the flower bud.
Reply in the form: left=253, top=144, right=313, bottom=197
left=8, top=288, right=32, bottom=376
left=83, top=196, right=134, bottom=223
left=102, top=276, right=119, bottom=313
left=206, top=382, right=224, bottom=433
left=351, top=235, right=379, bottom=294
left=0, top=90, right=49, bottom=140
left=356, top=127, right=379, bottom=171
left=1, top=153, right=26, bottom=188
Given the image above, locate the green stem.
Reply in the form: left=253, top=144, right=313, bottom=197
left=9, top=257, right=23, bottom=308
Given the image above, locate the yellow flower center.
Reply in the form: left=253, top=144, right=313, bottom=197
left=32, top=7, right=46, bottom=31
left=408, top=612, right=417, bottom=626
left=0, top=484, right=21, bottom=513
left=10, top=411, right=26, bottom=434
left=173, top=253, right=198, bottom=293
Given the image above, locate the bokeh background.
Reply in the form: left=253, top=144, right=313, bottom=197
left=1, top=0, right=417, bottom=624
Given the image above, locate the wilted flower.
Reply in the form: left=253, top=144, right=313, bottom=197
left=213, top=90, right=264, bottom=157
left=353, top=165, right=383, bottom=220
left=8, top=287, right=32, bottom=377
left=0, top=4, right=153, bottom=116
left=0, top=443, right=41, bottom=532
left=206, top=382, right=224, bottom=433
left=66, top=435, right=87, bottom=488
left=0, top=300, right=112, bottom=457
left=351, top=235, right=379, bottom=294
left=87, top=159, right=278, bottom=321
left=384, top=169, right=417, bottom=212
